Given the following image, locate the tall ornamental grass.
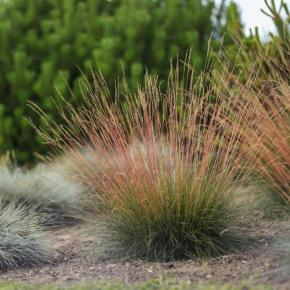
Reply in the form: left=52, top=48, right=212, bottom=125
left=33, top=62, right=256, bottom=261
left=214, top=41, right=290, bottom=212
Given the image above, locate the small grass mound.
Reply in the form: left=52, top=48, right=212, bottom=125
left=0, top=159, right=86, bottom=227
left=0, top=200, right=50, bottom=270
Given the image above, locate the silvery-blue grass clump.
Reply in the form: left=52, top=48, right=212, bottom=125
left=0, top=160, right=87, bottom=227
left=0, top=200, right=50, bottom=270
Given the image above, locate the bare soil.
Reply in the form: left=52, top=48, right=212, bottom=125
left=1, top=220, right=290, bottom=289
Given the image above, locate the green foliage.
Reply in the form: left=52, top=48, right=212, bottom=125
left=221, top=1, right=244, bottom=45
left=0, top=200, right=49, bottom=270
left=0, top=0, right=221, bottom=163
left=261, top=0, right=290, bottom=39
left=218, top=0, right=289, bottom=81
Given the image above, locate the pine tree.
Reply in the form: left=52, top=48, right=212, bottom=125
left=0, top=0, right=225, bottom=162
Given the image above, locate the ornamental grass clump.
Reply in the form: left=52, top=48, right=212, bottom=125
left=33, top=64, right=255, bottom=261
left=214, top=41, right=290, bottom=212
left=0, top=157, right=86, bottom=227
left=246, top=81, right=290, bottom=210
left=0, top=200, right=50, bottom=270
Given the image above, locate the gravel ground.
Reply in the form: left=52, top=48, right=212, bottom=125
left=1, top=220, right=290, bottom=289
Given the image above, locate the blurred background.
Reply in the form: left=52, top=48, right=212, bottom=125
left=0, top=0, right=288, bottom=163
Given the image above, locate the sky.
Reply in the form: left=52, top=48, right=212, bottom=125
left=216, top=0, right=290, bottom=35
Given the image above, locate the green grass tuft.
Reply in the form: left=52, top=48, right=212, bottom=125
left=94, top=142, right=248, bottom=261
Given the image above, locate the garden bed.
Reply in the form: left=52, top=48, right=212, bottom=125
left=1, top=219, right=289, bottom=289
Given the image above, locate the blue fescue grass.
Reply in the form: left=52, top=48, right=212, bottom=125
left=0, top=200, right=50, bottom=270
